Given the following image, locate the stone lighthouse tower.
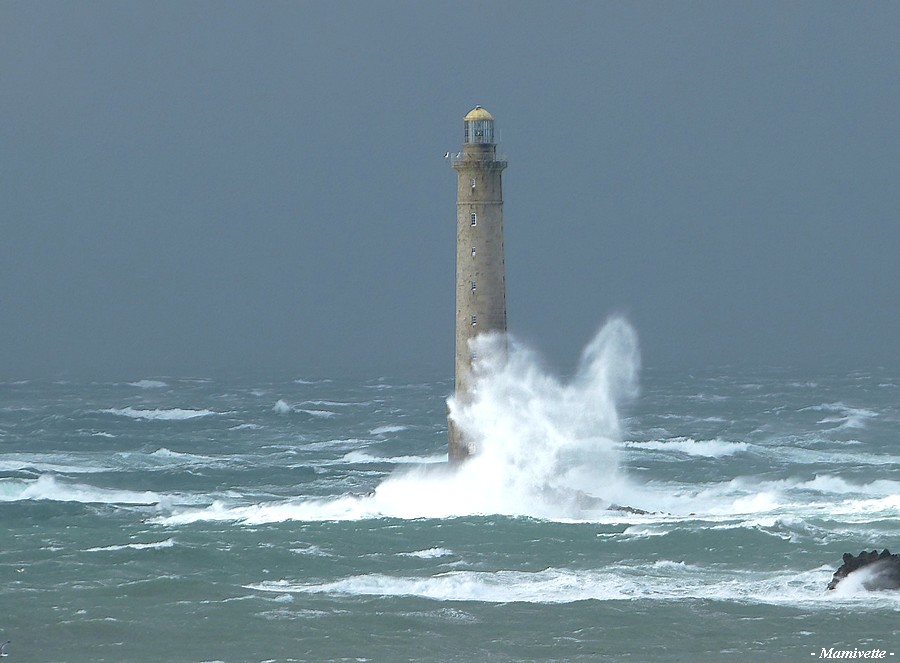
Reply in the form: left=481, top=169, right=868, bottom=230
left=448, top=106, right=508, bottom=462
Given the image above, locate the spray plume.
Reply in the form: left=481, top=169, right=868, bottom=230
left=372, top=316, right=641, bottom=519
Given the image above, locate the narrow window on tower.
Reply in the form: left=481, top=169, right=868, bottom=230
left=471, top=315, right=477, bottom=326
left=470, top=212, right=477, bottom=226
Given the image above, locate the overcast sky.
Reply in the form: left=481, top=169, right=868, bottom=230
left=3, top=1, right=899, bottom=380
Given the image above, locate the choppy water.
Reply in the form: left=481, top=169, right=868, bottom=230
left=2, top=323, right=899, bottom=662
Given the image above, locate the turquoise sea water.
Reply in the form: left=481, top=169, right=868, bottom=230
left=2, top=349, right=899, bottom=661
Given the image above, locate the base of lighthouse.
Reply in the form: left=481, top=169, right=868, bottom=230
left=447, top=419, right=469, bottom=463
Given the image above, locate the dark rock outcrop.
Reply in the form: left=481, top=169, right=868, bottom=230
left=607, top=503, right=652, bottom=515
left=570, top=490, right=652, bottom=514
left=827, top=549, right=900, bottom=591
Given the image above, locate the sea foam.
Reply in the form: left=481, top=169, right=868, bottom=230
left=623, top=437, right=749, bottom=458
left=246, top=563, right=900, bottom=608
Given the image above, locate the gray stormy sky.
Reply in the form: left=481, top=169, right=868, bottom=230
left=3, top=1, right=900, bottom=380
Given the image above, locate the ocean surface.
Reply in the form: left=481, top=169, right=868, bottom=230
left=2, top=322, right=899, bottom=662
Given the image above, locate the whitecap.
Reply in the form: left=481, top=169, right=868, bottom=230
left=773, top=445, right=900, bottom=466
left=686, top=393, right=728, bottom=402
left=399, top=548, right=454, bottom=559
left=302, top=400, right=362, bottom=408
left=247, top=564, right=900, bottom=608
left=85, top=538, right=175, bottom=552
left=803, top=402, right=878, bottom=429
left=0, top=454, right=110, bottom=475
left=102, top=407, right=217, bottom=421
left=302, top=438, right=367, bottom=452
left=148, top=448, right=221, bottom=466
left=127, top=379, right=168, bottom=389
left=272, top=400, right=292, bottom=414
left=270, top=594, right=295, bottom=603
left=623, top=437, right=749, bottom=458
left=369, top=425, right=408, bottom=435
left=617, top=524, right=672, bottom=539
left=289, top=545, right=331, bottom=557
left=4, top=474, right=162, bottom=505
left=619, top=473, right=900, bottom=521
left=247, top=568, right=630, bottom=603
left=153, top=496, right=370, bottom=526
left=826, top=495, right=900, bottom=520
left=797, top=475, right=900, bottom=496
left=298, top=409, right=337, bottom=418
left=649, top=559, right=696, bottom=571
left=340, top=451, right=444, bottom=465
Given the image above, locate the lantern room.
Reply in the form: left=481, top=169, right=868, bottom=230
left=463, top=105, right=495, bottom=145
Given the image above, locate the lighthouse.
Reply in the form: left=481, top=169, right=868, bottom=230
left=448, top=106, right=508, bottom=462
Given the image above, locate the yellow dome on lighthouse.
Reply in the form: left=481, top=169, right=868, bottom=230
left=464, top=105, right=494, bottom=121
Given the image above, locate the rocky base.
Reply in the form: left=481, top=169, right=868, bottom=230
left=827, top=549, right=900, bottom=591
left=568, top=491, right=651, bottom=514
left=607, top=503, right=651, bottom=515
